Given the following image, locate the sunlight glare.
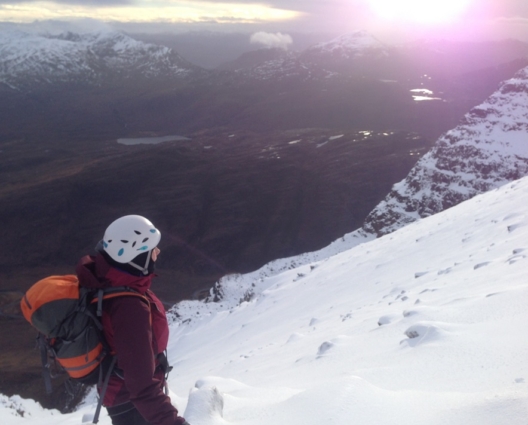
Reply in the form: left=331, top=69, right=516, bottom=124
left=369, top=0, right=472, bottom=24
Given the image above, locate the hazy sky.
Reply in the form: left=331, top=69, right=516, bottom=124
left=1, top=0, right=528, bottom=43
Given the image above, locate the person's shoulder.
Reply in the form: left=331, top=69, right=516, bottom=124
left=105, top=292, right=150, bottom=315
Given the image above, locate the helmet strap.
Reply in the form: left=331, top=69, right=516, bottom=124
left=127, top=250, right=152, bottom=275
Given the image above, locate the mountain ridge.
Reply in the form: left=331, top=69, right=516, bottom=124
left=0, top=30, right=198, bottom=89
left=363, top=66, right=528, bottom=235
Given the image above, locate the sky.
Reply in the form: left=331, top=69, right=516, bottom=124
left=2, top=160, right=527, bottom=425
left=1, top=0, right=528, bottom=43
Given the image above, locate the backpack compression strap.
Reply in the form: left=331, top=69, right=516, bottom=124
left=93, top=355, right=117, bottom=424
left=89, top=287, right=148, bottom=424
left=37, top=334, right=53, bottom=394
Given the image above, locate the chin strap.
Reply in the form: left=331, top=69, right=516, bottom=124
left=127, top=249, right=152, bottom=275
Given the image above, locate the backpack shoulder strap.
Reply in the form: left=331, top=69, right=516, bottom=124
left=90, top=287, right=150, bottom=317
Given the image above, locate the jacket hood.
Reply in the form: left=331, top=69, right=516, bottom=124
left=76, top=253, right=154, bottom=294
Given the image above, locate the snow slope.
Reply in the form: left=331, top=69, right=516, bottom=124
left=2, top=176, right=527, bottom=425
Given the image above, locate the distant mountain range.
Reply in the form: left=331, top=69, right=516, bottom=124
left=305, top=31, right=389, bottom=58
left=1, top=30, right=392, bottom=87
left=3, top=29, right=528, bottom=89
left=1, top=29, right=527, bottom=161
left=0, top=30, right=197, bottom=89
left=222, top=31, right=528, bottom=84
left=218, top=30, right=390, bottom=81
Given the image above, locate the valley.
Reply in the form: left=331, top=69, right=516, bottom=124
left=0, top=126, right=432, bottom=409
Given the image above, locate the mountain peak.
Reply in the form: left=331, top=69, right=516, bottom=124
left=306, top=30, right=388, bottom=58
left=0, top=29, right=196, bottom=89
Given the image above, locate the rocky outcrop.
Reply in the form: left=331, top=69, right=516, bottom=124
left=362, top=66, right=528, bottom=235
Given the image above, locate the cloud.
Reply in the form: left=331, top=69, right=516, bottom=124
left=0, top=0, right=132, bottom=4
left=0, top=18, right=116, bottom=35
left=250, top=31, right=293, bottom=49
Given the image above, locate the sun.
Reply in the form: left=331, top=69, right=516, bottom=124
left=368, top=0, right=472, bottom=25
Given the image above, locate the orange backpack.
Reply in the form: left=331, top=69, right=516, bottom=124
left=21, top=275, right=148, bottom=422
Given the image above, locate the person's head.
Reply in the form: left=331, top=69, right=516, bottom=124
left=102, top=215, right=161, bottom=275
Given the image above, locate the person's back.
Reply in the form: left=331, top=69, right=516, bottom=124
left=76, top=215, right=189, bottom=425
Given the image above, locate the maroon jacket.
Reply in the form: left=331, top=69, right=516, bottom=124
left=76, top=254, right=185, bottom=425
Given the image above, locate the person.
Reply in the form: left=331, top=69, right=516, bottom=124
left=76, top=215, right=189, bottom=425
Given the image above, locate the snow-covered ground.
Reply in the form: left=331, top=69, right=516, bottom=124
left=2, top=175, right=527, bottom=424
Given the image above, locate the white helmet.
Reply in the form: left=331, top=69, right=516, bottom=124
left=103, top=215, right=161, bottom=264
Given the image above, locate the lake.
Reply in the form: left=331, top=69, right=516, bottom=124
left=117, top=135, right=190, bottom=145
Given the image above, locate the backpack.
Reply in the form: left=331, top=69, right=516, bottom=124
left=20, top=274, right=148, bottom=423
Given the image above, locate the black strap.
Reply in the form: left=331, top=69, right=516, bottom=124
left=96, top=289, right=104, bottom=317
left=37, top=334, right=53, bottom=394
left=93, top=355, right=117, bottom=424
left=91, top=287, right=148, bottom=318
left=157, top=350, right=173, bottom=396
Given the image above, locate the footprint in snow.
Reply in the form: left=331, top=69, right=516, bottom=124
left=401, top=323, right=445, bottom=348
left=293, top=272, right=306, bottom=281
left=474, top=261, right=491, bottom=270
left=419, top=288, right=438, bottom=294
left=388, top=291, right=409, bottom=305
left=378, top=314, right=400, bottom=326
left=508, top=252, right=526, bottom=265
left=316, top=341, right=334, bottom=358
left=286, top=332, right=304, bottom=343
left=507, top=223, right=526, bottom=233
left=341, top=313, right=353, bottom=322
left=309, top=317, right=320, bottom=327
left=503, top=213, right=525, bottom=221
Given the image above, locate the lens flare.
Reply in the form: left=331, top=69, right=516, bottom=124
left=369, top=0, right=472, bottom=24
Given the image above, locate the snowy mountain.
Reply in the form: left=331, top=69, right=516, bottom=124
left=302, top=30, right=390, bottom=60
left=0, top=30, right=196, bottom=89
left=216, top=48, right=291, bottom=71
left=224, top=32, right=528, bottom=88
left=362, top=66, right=528, bottom=236
left=3, top=172, right=527, bottom=425
left=232, top=50, right=335, bottom=82
left=229, top=31, right=390, bottom=82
